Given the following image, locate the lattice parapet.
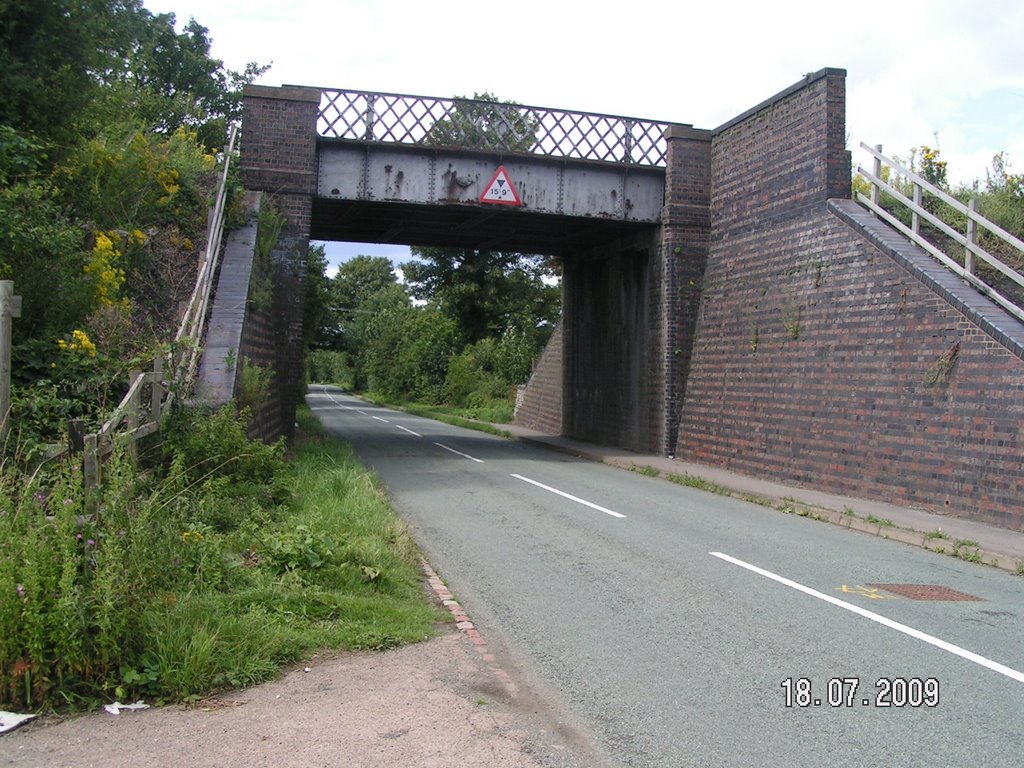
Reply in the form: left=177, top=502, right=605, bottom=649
left=318, top=89, right=670, bottom=167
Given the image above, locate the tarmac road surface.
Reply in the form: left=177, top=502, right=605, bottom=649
left=308, top=386, right=1024, bottom=768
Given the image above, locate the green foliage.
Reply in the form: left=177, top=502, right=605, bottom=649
left=0, top=125, right=44, bottom=186
left=163, top=403, right=287, bottom=499
left=423, top=92, right=538, bottom=153
left=443, top=338, right=511, bottom=410
left=303, top=244, right=330, bottom=352
left=307, top=350, right=353, bottom=388
left=0, top=406, right=438, bottom=710
left=315, top=255, right=402, bottom=352
left=402, top=246, right=560, bottom=345
left=237, top=358, right=273, bottom=413
left=0, top=184, right=91, bottom=342
left=363, top=306, right=460, bottom=402
left=248, top=198, right=287, bottom=310
left=0, top=1, right=267, bottom=155
left=858, top=146, right=1024, bottom=310
left=55, top=126, right=217, bottom=233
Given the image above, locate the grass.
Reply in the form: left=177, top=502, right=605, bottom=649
left=362, top=394, right=514, bottom=438
left=665, top=471, right=731, bottom=496
left=0, top=405, right=441, bottom=711
left=632, top=464, right=660, bottom=478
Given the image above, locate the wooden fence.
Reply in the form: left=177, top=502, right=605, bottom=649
left=857, top=142, right=1024, bottom=323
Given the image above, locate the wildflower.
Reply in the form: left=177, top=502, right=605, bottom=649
left=63, top=498, right=73, bottom=506
left=87, top=539, right=96, bottom=547
left=16, top=584, right=25, bottom=598
left=76, top=533, right=83, bottom=541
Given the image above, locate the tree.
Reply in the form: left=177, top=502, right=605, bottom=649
left=0, top=1, right=267, bottom=154
left=317, top=255, right=402, bottom=351
left=401, top=247, right=560, bottom=347
left=423, top=92, right=538, bottom=154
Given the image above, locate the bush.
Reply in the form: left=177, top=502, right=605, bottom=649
left=362, top=306, right=460, bottom=402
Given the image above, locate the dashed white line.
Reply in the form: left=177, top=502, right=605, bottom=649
left=710, top=551, right=1024, bottom=686
left=434, top=442, right=484, bottom=463
left=397, top=425, right=423, bottom=437
left=372, top=416, right=390, bottom=423
left=510, top=474, right=626, bottom=519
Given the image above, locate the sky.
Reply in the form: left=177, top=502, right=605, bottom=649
left=144, top=0, right=1024, bottom=273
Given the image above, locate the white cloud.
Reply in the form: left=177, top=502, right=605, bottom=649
left=146, top=0, right=1023, bottom=187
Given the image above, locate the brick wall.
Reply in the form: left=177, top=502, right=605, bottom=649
left=676, top=68, right=1024, bottom=530
left=239, top=86, right=320, bottom=442
left=513, top=323, right=563, bottom=434
left=659, top=126, right=712, bottom=453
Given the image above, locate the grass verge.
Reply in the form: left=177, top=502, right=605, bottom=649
left=361, top=393, right=514, bottom=438
left=0, top=404, right=440, bottom=711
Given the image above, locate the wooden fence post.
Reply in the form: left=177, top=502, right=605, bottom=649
left=870, top=144, right=883, bottom=213
left=125, top=370, right=141, bottom=463
left=965, top=198, right=978, bottom=276
left=150, top=356, right=164, bottom=422
left=84, top=433, right=99, bottom=514
left=0, top=281, right=22, bottom=445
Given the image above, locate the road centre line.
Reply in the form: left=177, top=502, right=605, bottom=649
left=510, top=474, right=626, bottom=519
left=710, top=551, right=1024, bottom=686
left=397, top=425, right=423, bottom=437
left=372, top=415, right=390, bottom=423
left=434, top=442, right=484, bottom=463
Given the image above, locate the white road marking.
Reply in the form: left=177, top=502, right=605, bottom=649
left=434, top=442, right=484, bottom=463
left=372, top=416, right=390, bottom=423
left=324, top=394, right=351, bottom=409
left=511, top=474, right=626, bottom=519
left=355, top=409, right=367, bottom=415
left=397, top=425, right=422, bottom=437
left=710, top=551, right=1024, bottom=686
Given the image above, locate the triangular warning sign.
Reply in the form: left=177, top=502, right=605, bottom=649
left=479, top=165, right=522, bottom=206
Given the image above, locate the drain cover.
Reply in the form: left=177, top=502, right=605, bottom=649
left=868, top=583, right=986, bottom=601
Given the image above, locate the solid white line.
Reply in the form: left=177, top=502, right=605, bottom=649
left=434, top=442, right=484, bottom=463
left=372, top=416, right=390, bottom=423
left=710, top=551, right=1024, bottom=686
left=511, top=474, right=626, bottom=519
left=397, top=425, right=422, bottom=438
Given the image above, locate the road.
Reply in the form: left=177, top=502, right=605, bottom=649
left=307, top=387, right=1024, bottom=768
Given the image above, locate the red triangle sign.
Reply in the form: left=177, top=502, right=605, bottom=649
left=479, top=165, right=522, bottom=206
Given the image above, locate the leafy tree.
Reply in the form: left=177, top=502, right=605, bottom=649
left=332, top=255, right=399, bottom=316
left=423, top=92, right=537, bottom=154
left=0, top=0, right=267, bottom=153
left=0, top=0, right=114, bottom=148
left=316, top=255, right=402, bottom=351
left=401, top=247, right=560, bottom=346
left=361, top=305, right=459, bottom=402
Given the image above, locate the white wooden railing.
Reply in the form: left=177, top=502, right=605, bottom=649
left=856, top=142, right=1024, bottom=323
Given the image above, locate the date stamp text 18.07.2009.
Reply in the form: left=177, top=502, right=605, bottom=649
left=781, top=677, right=940, bottom=708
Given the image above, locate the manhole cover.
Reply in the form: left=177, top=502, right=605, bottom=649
left=867, top=583, right=986, bottom=601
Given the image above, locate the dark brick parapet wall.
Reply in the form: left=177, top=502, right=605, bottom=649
left=676, top=68, right=1024, bottom=530
left=238, top=85, right=320, bottom=442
